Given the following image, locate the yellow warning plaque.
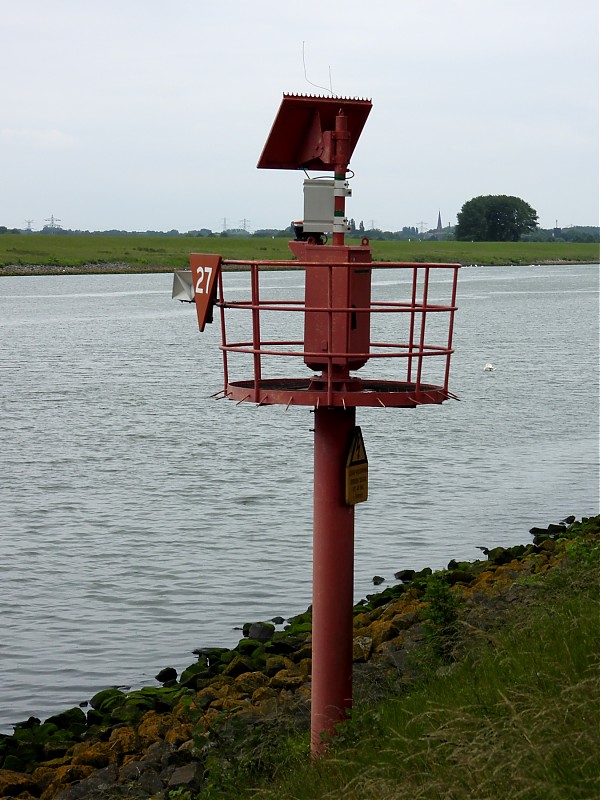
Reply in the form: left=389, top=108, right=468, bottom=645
left=345, top=426, right=368, bottom=505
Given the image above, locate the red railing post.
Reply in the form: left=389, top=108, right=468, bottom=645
left=250, top=265, right=262, bottom=402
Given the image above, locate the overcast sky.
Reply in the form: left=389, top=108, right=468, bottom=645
left=1, top=0, right=598, bottom=233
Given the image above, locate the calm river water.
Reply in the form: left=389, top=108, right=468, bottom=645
left=0, top=264, right=598, bottom=732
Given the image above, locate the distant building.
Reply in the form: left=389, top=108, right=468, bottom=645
left=434, top=211, right=444, bottom=240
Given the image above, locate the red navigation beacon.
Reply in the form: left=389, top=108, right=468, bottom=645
left=174, top=92, right=460, bottom=756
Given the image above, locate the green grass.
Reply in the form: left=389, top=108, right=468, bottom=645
left=197, top=522, right=599, bottom=800
left=0, top=234, right=598, bottom=272
left=0, top=235, right=292, bottom=270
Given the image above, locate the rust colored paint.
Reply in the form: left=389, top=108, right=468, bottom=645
left=303, top=264, right=372, bottom=372
left=257, top=94, right=372, bottom=171
left=332, top=109, right=350, bottom=247
left=203, top=257, right=459, bottom=407
left=175, top=91, right=460, bottom=762
left=179, top=252, right=459, bottom=756
left=311, top=407, right=356, bottom=753
left=190, top=253, right=221, bottom=332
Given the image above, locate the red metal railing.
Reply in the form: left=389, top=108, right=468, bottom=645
left=214, top=260, right=460, bottom=408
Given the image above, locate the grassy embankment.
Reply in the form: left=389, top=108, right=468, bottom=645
left=0, top=234, right=598, bottom=275
left=195, top=518, right=600, bottom=800
left=0, top=517, right=597, bottom=800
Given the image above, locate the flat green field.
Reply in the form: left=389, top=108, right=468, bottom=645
left=0, top=234, right=598, bottom=273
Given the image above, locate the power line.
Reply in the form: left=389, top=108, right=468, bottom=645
left=45, top=214, right=62, bottom=231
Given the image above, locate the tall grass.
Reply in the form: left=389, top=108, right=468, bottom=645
left=0, top=234, right=598, bottom=270
left=201, top=540, right=599, bottom=800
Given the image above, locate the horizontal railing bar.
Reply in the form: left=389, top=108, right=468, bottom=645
left=221, top=345, right=452, bottom=359
left=220, top=301, right=457, bottom=314
left=221, top=339, right=450, bottom=351
left=221, top=259, right=461, bottom=269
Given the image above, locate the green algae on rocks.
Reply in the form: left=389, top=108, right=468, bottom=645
left=0, top=515, right=598, bottom=800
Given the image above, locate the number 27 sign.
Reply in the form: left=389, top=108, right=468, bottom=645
left=189, top=254, right=222, bottom=332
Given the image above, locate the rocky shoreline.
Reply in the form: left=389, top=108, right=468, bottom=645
left=1, top=258, right=597, bottom=278
left=0, top=263, right=173, bottom=277
left=1, top=515, right=598, bottom=800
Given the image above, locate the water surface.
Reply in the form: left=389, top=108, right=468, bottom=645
left=0, top=264, right=597, bottom=731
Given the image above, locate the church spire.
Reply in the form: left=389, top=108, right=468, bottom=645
left=436, top=210, right=443, bottom=232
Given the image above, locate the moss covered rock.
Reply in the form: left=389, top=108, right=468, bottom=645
left=0, top=768, right=36, bottom=797
left=222, top=655, right=260, bottom=678
left=69, top=740, right=114, bottom=768
left=179, top=661, right=213, bottom=689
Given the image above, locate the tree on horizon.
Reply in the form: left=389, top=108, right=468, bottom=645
left=455, top=195, right=538, bottom=241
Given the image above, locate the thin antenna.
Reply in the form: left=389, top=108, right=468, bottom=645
left=302, top=41, right=334, bottom=96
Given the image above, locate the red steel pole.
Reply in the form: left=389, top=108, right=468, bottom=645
left=310, top=107, right=356, bottom=755
left=311, top=405, right=356, bottom=755
left=332, top=110, right=350, bottom=247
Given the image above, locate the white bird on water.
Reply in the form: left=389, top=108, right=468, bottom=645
left=484, top=362, right=496, bottom=372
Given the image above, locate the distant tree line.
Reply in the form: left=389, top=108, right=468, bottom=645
left=2, top=198, right=598, bottom=243
left=521, top=226, right=600, bottom=244
left=0, top=223, right=438, bottom=240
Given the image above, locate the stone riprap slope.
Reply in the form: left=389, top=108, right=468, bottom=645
left=1, top=516, right=597, bottom=800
